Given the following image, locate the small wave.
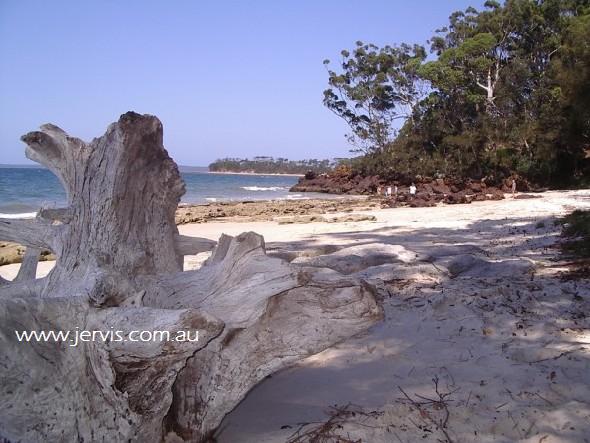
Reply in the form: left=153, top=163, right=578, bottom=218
left=0, top=212, right=37, bottom=219
left=205, top=197, right=217, bottom=202
left=241, top=186, right=287, bottom=191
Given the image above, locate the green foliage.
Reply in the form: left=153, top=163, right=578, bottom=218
left=208, top=157, right=338, bottom=175
left=324, top=0, right=590, bottom=187
left=323, top=41, right=427, bottom=153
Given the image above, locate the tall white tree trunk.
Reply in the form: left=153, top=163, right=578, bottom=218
left=476, top=63, right=500, bottom=112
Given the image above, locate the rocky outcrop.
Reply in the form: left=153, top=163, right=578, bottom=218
left=291, top=174, right=514, bottom=205
left=290, top=174, right=382, bottom=194
left=277, top=214, right=377, bottom=224
left=0, top=242, right=55, bottom=266
left=175, top=198, right=380, bottom=224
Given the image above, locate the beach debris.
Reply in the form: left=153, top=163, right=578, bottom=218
left=0, top=112, right=382, bottom=442
left=397, top=377, right=458, bottom=443
left=286, top=403, right=383, bottom=443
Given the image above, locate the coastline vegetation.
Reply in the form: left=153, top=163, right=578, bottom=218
left=323, top=0, right=590, bottom=187
left=208, top=157, right=340, bottom=175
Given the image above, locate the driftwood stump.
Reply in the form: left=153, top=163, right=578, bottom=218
left=0, top=113, right=381, bottom=442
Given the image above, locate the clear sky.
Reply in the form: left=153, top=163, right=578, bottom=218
left=0, top=0, right=484, bottom=166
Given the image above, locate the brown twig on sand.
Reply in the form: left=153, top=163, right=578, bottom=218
left=286, top=403, right=382, bottom=443
left=529, top=348, right=585, bottom=364
left=397, top=376, right=458, bottom=443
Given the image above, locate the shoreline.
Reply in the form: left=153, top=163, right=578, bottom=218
left=2, top=189, right=588, bottom=273
left=1, top=189, right=589, bottom=441
left=0, top=190, right=566, bottom=266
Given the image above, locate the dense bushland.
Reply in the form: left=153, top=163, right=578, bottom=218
left=323, top=0, right=590, bottom=187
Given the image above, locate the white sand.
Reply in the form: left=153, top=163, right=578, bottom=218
left=213, top=190, right=590, bottom=443
left=2, top=190, right=589, bottom=442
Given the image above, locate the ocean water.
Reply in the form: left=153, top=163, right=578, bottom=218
left=0, top=167, right=330, bottom=217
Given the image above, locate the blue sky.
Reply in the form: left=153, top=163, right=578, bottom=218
left=0, top=0, right=484, bottom=166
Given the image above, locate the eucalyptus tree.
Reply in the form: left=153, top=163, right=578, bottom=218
left=322, top=41, right=427, bottom=154
left=323, top=0, right=590, bottom=185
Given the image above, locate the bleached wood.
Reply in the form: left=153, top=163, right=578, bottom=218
left=0, top=218, right=56, bottom=250
left=175, top=234, right=217, bottom=256
left=0, top=297, right=224, bottom=442
left=14, top=247, right=40, bottom=282
left=0, top=112, right=381, bottom=442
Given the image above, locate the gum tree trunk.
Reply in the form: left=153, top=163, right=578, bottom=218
left=0, top=112, right=381, bottom=442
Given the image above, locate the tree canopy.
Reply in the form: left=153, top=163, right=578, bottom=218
left=324, top=0, right=590, bottom=186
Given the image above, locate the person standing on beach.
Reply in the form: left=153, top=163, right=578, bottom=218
left=409, top=183, right=417, bottom=196
left=511, top=179, right=517, bottom=197
left=386, top=186, right=392, bottom=197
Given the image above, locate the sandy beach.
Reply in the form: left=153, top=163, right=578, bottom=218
left=3, top=0, right=589, bottom=440
left=213, top=190, right=589, bottom=443
left=1, top=190, right=589, bottom=442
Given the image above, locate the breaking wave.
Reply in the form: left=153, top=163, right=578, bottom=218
left=241, top=186, right=287, bottom=191
left=0, top=212, right=37, bottom=219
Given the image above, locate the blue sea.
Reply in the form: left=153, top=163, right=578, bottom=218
left=0, top=166, right=334, bottom=218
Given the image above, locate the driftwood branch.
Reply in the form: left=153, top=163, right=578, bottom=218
left=0, top=218, right=57, bottom=250
left=0, top=112, right=382, bottom=442
left=175, top=234, right=217, bottom=256
left=14, top=247, right=40, bottom=282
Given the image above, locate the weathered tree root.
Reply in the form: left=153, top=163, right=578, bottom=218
left=0, top=112, right=382, bottom=442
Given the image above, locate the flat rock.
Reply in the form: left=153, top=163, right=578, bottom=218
left=292, top=243, right=418, bottom=274
left=441, top=254, right=535, bottom=278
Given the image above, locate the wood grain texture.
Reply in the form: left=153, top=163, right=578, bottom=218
left=0, top=112, right=381, bottom=442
